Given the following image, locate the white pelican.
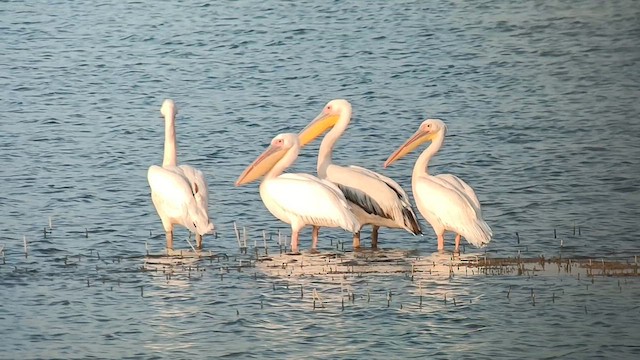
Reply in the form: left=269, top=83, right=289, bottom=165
left=384, top=119, right=492, bottom=253
left=147, top=99, right=214, bottom=251
left=298, top=99, right=421, bottom=249
left=235, top=133, right=359, bottom=253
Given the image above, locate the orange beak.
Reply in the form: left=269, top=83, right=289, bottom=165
left=384, top=128, right=434, bottom=168
left=235, top=144, right=288, bottom=186
left=297, top=110, right=340, bottom=147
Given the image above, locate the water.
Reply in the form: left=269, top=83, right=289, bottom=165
left=2, top=0, right=640, bottom=358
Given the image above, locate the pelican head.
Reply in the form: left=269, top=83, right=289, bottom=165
left=298, top=99, right=352, bottom=146
left=160, top=99, right=177, bottom=118
left=235, top=133, right=299, bottom=186
left=384, top=119, right=447, bottom=168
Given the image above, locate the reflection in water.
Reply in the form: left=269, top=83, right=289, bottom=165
left=143, top=256, right=201, bottom=354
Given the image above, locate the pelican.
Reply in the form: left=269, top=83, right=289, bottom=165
left=298, top=99, right=421, bottom=249
left=235, top=133, right=359, bottom=253
left=147, top=99, right=214, bottom=251
left=384, top=118, right=492, bottom=253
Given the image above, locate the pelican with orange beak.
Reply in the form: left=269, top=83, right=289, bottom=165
left=235, top=133, right=359, bottom=254
left=384, top=119, right=492, bottom=253
left=298, top=99, right=421, bottom=250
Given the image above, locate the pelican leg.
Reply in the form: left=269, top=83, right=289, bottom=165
left=353, top=231, right=361, bottom=249
left=312, top=226, right=319, bottom=250
left=371, top=226, right=379, bottom=249
left=166, top=231, right=174, bottom=251
left=437, top=234, right=445, bottom=252
left=454, top=234, right=461, bottom=254
left=196, top=233, right=203, bottom=250
left=291, top=231, right=300, bottom=254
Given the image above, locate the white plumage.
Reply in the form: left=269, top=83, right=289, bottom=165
left=298, top=99, right=421, bottom=249
left=260, top=173, right=359, bottom=233
left=384, top=118, right=491, bottom=252
left=413, top=174, right=491, bottom=248
left=148, top=99, right=213, bottom=251
left=148, top=165, right=211, bottom=236
left=178, top=164, right=211, bottom=217
left=236, top=133, right=359, bottom=253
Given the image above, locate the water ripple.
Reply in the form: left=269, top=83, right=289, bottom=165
left=2, top=0, right=640, bottom=358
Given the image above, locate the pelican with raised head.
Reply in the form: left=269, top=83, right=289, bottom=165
left=298, top=99, right=421, bottom=250
left=147, top=99, right=214, bottom=252
left=384, top=118, right=492, bottom=253
left=235, top=133, right=360, bottom=253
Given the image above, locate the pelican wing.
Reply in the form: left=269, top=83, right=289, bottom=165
left=326, top=164, right=421, bottom=234
left=348, top=165, right=415, bottom=207
left=262, top=173, right=359, bottom=232
left=415, top=176, right=491, bottom=247
left=290, top=173, right=347, bottom=202
left=179, top=164, right=212, bottom=224
left=148, top=165, right=211, bottom=235
left=179, top=165, right=208, bottom=203
left=436, top=173, right=481, bottom=213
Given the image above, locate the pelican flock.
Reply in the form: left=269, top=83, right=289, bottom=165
left=235, top=133, right=360, bottom=253
left=297, top=99, right=421, bottom=249
left=384, top=119, right=492, bottom=252
left=147, top=99, right=491, bottom=255
left=147, top=99, right=214, bottom=252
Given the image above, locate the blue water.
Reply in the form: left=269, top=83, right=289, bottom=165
left=2, top=0, right=640, bottom=358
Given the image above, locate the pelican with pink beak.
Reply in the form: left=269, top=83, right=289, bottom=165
left=235, top=133, right=359, bottom=254
left=384, top=118, right=492, bottom=253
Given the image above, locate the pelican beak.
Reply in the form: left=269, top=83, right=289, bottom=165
left=235, top=143, right=288, bottom=186
left=298, top=110, right=340, bottom=146
left=384, top=129, right=434, bottom=168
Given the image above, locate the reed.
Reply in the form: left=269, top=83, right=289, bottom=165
left=263, top=230, right=268, bottom=256
left=233, top=222, right=247, bottom=254
left=530, top=288, right=535, bottom=306
left=312, top=288, right=324, bottom=309
left=185, top=237, right=197, bottom=253
left=243, top=226, right=248, bottom=252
